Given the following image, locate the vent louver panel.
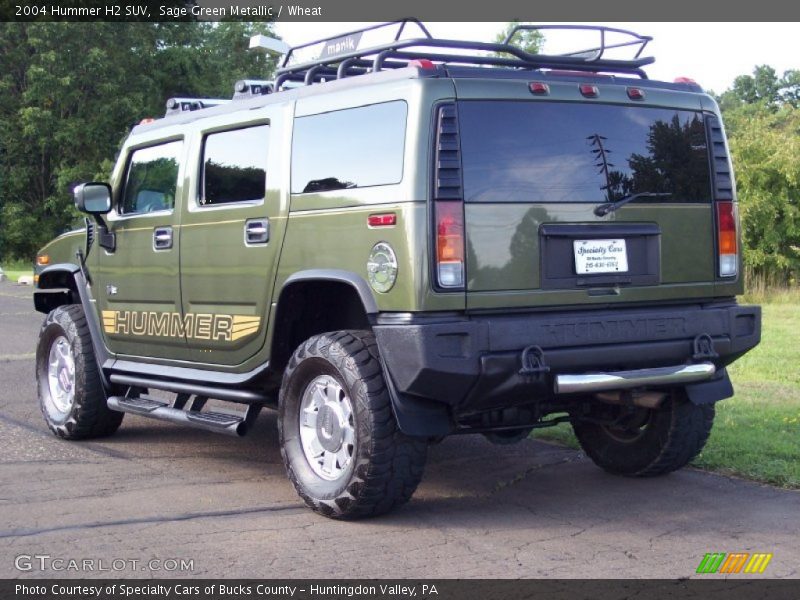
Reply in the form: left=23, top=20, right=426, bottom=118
left=84, top=217, right=95, bottom=253
left=434, top=104, right=462, bottom=200
left=705, top=115, right=734, bottom=201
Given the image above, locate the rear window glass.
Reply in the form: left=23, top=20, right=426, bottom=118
left=458, top=101, right=711, bottom=204
left=291, top=101, right=407, bottom=194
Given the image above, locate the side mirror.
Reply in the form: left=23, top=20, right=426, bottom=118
left=74, top=182, right=112, bottom=214
left=73, top=182, right=116, bottom=253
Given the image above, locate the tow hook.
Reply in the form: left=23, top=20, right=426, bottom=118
left=692, top=333, right=719, bottom=361
left=519, top=345, right=550, bottom=382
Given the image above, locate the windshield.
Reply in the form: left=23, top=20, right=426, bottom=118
left=458, top=101, right=711, bottom=204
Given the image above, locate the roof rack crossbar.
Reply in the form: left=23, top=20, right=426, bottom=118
left=503, top=24, right=652, bottom=60
left=279, top=18, right=432, bottom=70
left=380, top=51, right=649, bottom=79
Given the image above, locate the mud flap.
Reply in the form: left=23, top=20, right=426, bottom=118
left=379, top=358, right=453, bottom=437
left=685, top=368, right=734, bottom=405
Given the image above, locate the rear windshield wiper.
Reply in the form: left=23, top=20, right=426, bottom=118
left=594, top=192, right=672, bottom=217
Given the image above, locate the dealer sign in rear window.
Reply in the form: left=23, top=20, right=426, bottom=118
left=574, top=239, right=629, bottom=274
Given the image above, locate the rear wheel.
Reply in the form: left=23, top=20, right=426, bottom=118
left=278, top=330, right=427, bottom=519
left=571, top=388, right=714, bottom=477
left=36, top=304, right=123, bottom=439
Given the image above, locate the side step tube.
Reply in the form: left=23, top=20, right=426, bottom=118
left=554, top=362, right=716, bottom=395
left=107, top=396, right=258, bottom=437
left=109, top=373, right=271, bottom=405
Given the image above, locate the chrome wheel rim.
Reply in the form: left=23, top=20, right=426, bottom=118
left=47, top=336, right=75, bottom=413
left=299, top=375, right=356, bottom=481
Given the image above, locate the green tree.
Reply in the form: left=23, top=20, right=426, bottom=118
left=0, top=22, right=279, bottom=260
left=725, top=103, right=800, bottom=284
left=494, top=21, right=544, bottom=56
left=718, top=65, right=800, bottom=111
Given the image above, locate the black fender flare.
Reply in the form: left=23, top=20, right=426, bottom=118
left=34, top=263, right=81, bottom=313
left=279, top=269, right=378, bottom=314
left=34, top=263, right=113, bottom=388
left=274, top=270, right=452, bottom=438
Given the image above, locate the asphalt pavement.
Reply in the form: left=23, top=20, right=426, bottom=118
left=0, top=280, right=798, bottom=579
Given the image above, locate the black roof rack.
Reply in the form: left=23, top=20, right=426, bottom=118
left=274, top=20, right=654, bottom=89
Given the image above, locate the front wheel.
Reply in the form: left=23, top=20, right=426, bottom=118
left=278, top=330, right=427, bottom=519
left=571, top=388, right=714, bottom=477
left=36, top=304, right=123, bottom=439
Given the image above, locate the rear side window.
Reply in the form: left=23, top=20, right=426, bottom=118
left=120, top=141, right=182, bottom=214
left=201, top=125, right=269, bottom=206
left=291, top=101, right=407, bottom=194
left=458, top=101, right=711, bottom=204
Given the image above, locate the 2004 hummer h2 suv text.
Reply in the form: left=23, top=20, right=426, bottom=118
left=33, top=22, right=761, bottom=519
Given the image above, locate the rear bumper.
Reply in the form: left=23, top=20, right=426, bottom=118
left=553, top=361, right=717, bottom=394
left=373, top=301, right=760, bottom=433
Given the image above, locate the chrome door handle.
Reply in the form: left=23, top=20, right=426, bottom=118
left=153, top=226, right=173, bottom=250
left=245, top=218, right=269, bottom=245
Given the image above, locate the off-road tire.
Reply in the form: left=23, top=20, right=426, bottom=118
left=36, top=304, right=123, bottom=439
left=278, top=330, right=427, bottom=519
left=572, top=388, right=714, bottom=477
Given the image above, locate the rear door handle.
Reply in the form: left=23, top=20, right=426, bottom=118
left=153, top=226, right=173, bottom=250
left=245, top=218, right=269, bottom=245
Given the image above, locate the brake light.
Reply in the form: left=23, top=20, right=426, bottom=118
left=529, top=82, right=550, bottom=95
left=579, top=84, right=599, bottom=98
left=674, top=77, right=697, bottom=84
left=717, top=201, right=738, bottom=277
left=627, top=87, right=645, bottom=100
left=435, top=201, right=464, bottom=288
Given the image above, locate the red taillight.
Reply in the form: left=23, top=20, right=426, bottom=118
left=674, top=76, right=697, bottom=84
left=627, top=87, right=645, bottom=100
left=529, top=82, right=550, bottom=95
left=435, top=201, right=464, bottom=288
left=368, top=213, right=396, bottom=227
left=579, top=84, right=599, bottom=98
left=717, top=201, right=738, bottom=277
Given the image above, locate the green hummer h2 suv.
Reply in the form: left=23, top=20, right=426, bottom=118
left=33, top=22, right=761, bottom=519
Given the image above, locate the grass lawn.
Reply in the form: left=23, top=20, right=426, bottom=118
left=538, top=301, right=800, bottom=488
left=1, top=259, right=33, bottom=283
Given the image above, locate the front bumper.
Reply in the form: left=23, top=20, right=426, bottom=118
left=373, top=300, right=760, bottom=434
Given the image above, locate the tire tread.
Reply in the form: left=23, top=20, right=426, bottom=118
left=278, top=330, right=427, bottom=519
left=37, top=304, right=122, bottom=440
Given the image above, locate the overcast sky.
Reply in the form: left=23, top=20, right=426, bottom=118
left=274, top=22, right=799, bottom=94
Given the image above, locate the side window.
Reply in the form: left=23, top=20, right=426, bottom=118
left=120, top=141, right=182, bottom=215
left=291, top=101, right=407, bottom=194
left=201, top=125, right=269, bottom=206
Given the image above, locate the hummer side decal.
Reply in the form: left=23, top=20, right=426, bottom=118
left=101, top=310, right=260, bottom=341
